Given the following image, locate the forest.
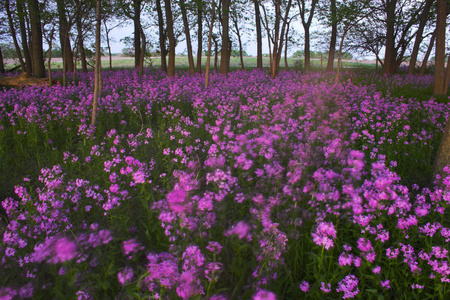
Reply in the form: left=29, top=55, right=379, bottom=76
left=2, top=0, right=450, bottom=299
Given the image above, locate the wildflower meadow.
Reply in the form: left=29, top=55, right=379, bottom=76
left=1, top=68, right=450, bottom=299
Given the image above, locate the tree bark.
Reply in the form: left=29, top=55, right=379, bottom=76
left=180, top=0, right=196, bottom=74
left=383, top=0, right=397, bottom=74
left=326, top=0, right=337, bottom=72
left=27, top=0, right=45, bottom=78
left=285, top=22, right=289, bottom=70
left=57, top=0, right=74, bottom=73
left=0, top=46, right=5, bottom=74
left=271, top=0, right=292, bottom=78
left=17, top=0, right=32, bottom=73
left=219, top=0, right=230, bottom=74
left=74, top=0, right=88, bottom=73
left=164, top=0, right=176, bottom=76
left=434, top=0, right=447, bottom=95
left=103, top=19, right=113, bottom=70
left=92, top=0, right=102, bottom=126
left=139, top=23, right=146, bottom=76
left=155, top=0, right=167, bottom=72
left=205, top=1, right=216, bottom=87
left=420, top=30, right=436, bottom=76
left=408, top=0, right=433, bottom=74
left=298, top=0, right=318, bottom=72
left=133, top=0, right=142, bottom=69
left=197, top=3, right=203, bottom=73
left=335, top=28, right=348, bottom=84
left=254, top=0, right=263, bottom=69
left=5, top=0, right=26, bottom=73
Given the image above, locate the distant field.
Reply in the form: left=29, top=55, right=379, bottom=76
left=4, top=55, right=377, bottom=72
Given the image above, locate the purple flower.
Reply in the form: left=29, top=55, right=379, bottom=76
left=52, top=236, right=78, bottom=263
left=380, top=279, right=390, bottom=290
left=320, top=282, right=331, bottom=293
left=336, top=274, right=359, bottom=299
left=122, top=238, right=143, bottom=258
left=252, top=289, right=277, bottom=300
left=118, top=267, right=134, bottom=286
left=225, top=221, right=252, bottom=241
left=312, top=222, right=337, bottom=250
left=167, top=188, right=191, bottom=213
left=299, top=281, right=309, bottom=292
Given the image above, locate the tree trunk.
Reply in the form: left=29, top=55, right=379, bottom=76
left=103, top=20, right=113, bottom=70
left=408, top=0, right=433, bottom=74
left=420, top=30, right=436, bottom=76
left=74, top=0, right=87, bottom=72
left=271, top=0, right=292, bottom=78
left=155, top=0, right=167, bottom=73
left=219, top=0, right=230, bottom=74
left=133, top=0, right=142, bottom=69
left=5, top=0, right=26, bottom=73
left=335, top=28, right=348, bottom=84
left=27, top=0, right=45, bottom=78
left=17, top=0, right=32, bottom=73
left=139, top=23, right=146, bottom=76
left=304, top=27, right=311, bottom=71
left=57, top=0, right=74, bottom=73
left=0, top=46, right=5, bottom=74
left=205, top=1, right=216, bottom=87
left=285, top=22, right=289, bottom=70
left=92, top=0, right=102, bottom=126
left=326, top=0, right=337, bottom=72
left=214, top=38, right=219, bottom=71
left=254, top=0, right=263, bottom=69
left=197, top=3, right=203, bottom=73
left=231, top=14, right=244, bottom=70
left=434, top=0, right=447, bottom=95
left=383, top=0, right=397, bottom=74
left=164, top=0, right=176, bottom=76
left=47, top=29, right=54, bottom=87
left=180, top=0, right=196, bottom=74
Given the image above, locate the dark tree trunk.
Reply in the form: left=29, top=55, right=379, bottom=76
left=197, top=3, right=203, bottom=73
left=298, top=0, right=318, bottom=72
left=5, top=0, right=26, bottom=72
left=0, top=46, right=5, bottom=74
left=271, top=0, right=292, bottom=78
left=104, top=20, right=113, bottom=70
left=57, top=0, right=74, bottom=73
left=383, top=0, right=397, bottom=74
left=326, top=0, right=337, bottom=72
left=304, top=28, right=311, bottom=71
left=205, top=1, right=216, bottom=87
left=434, top=0, right=447, bottom=95
left=219, top=0, right=230, bottom=74
left=420, top=30, right=436, bottom=76
left=27, top=0, right=45, bottom=77
left=285, top=22, right=289, bottom=70
left=214, top=37, right=219, bottom=70
left=408, top=0, right=433, bottom=74
left=139, top=23, right=146, bottom=76
left=155, top=0, right=167, bottom=72
left=164, top=0, right=176, bottom=76
left=134, top=0, right=142, bottom=69
left=180, top=0, right=196, bottom=74
left=74, top=0, right=88, bottom=73
left=92, top=0, right=102, bottom=126
left=17, top=0, right=32, bottom=73
left=254, top=0, right=263, bottom=69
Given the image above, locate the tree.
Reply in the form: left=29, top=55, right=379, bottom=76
left=297, top=0, right=319, bottom=72
left=407, top=0, right=433, bottom=74
left=5, top=0, right=26, bottom=72
left=165, top=0, right=176, bottom=76
left=92, top=0, right=102, bottom=126
left=269, top=0, right=293, bottom=77
left=56, top=0, right=75, bottom=74
left=230, top=0, right=250, bottom=70
left=205, top=0, right=216, bottom=87
left=253, top=0, right=263, bottom=69
left=196, top=0, right=203, bottom=73
left=28, top=0, right=45, bottom=77
left=219, top=0, right=231, bottom=74
left=434, top=0, right=447, bottom=95
left=16, top=0, right=32, bottom=73
left=179, top=0, right=196, bottom=74
left=155, top=0, right=168, bottom=72
left=326, top=0, right=337, bottom=72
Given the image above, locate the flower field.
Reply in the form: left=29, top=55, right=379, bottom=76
left=1, top=69, right=450, bottom=299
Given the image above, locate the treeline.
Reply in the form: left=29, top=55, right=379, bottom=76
left=0, top=0, right=446, bottom=80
